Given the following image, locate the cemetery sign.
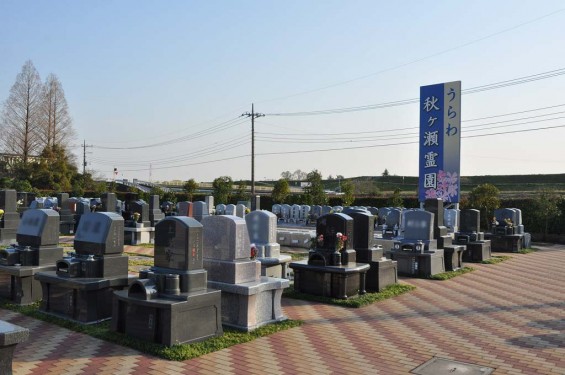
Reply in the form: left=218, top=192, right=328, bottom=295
left=418, top=81, right=461, bottom=203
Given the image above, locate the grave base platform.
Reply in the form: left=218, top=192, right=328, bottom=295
left=485, top=233, right=523, bottom=253
left=443, top=245, right=466, bottom=271
left=458, top=241, right=491, bottom=262
left=124, top=227, right=155, bottom=245
left=35, top=271, right=135, bottom=323
left=0, top=228, right=16, bottom=246
left=355, top=248, right=396, bottom=292
left=111, top=288, right=223, bottom=346
left=289, top=260, right=369, bottom=299
left=364, top=258, right=398, bottom=292
left=387, top=250, right=445, bottom=278
left=0, top=264, right=56, bottom=305
left=207, top=276, right=289, bottom=331
left=259, top=255, right=292, bottom=279
left=374, top=239, right=396, bottom=253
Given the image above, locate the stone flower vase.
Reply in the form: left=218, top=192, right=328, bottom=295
left=332, top=250, right=342, bottom=266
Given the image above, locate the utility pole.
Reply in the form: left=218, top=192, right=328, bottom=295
left=82, top=140, right=93, bottom=175
left=242, top=104, right=264, bottom=209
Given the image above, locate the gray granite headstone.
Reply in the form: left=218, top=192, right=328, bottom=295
left=202, top=215, right=260, bottom=284
left=271, top=204, right=281, bottom=215
left=215, top=204, right=226, bottom=215
left=192, top=201, right=209, bottom=222
left=385, top=208, right=402, bottom=227
left=245, top=210, right=280, bottom=258
left=460, top=209, right=481, bottom=233
left=101, top=192, right=117, bottom=213
left=0, top=190, right=17, bottom=213
left=235, top=204, right=246, bottom=218
left=205, top=196, right=214, bottom=214
left=225, top=204, right=236, bottom=216
left=17, top=209, right=60, bottom=247
left=73, top=212, right=124, bottom=255
left=202, top=215, right=250, bottom=261
left=154, top=216, right=203, bottom=270
left=403, top=210, right=434, bottom=241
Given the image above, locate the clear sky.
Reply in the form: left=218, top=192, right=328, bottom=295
left=1, top=1, right=564, bottom=183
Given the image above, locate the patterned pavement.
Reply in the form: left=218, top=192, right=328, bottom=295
left=2, top=243, right=565, bottom=374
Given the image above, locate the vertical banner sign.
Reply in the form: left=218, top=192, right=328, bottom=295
left=418, top=81, right=461, bottom=203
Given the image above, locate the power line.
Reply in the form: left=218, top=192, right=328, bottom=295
left=255, top=106, right=565, bottom=140
left=265, top=67, right=565, bottom=116
left=92, top=117, right=247, bottom=150
left=110, top=123, right=565, bottom=172
left=90, top=134, right=250, bottom=166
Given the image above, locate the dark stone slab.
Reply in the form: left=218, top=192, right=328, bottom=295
left=73, top=212, right=124, bottom=256
left=388, top=250, right=445, bottom=278
left=442, top=245, right=466, bottom=271
left=154, top=216, right=203, bottom=271
left=0, top=264, right=59, bottom=304
left=35, top=271, right=135, bottom=323
left=16, top=209, right=60, bottom=248
left=289, top=260, right=369, bottom=299
left=461, top=241, right=491, bottom=262
left=112, top=288, right=222, bottom=346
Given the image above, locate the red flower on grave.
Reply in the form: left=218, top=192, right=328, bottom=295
left=335, top=232, right=348, bottom=251
left=250, top=243, right=258, bottom=259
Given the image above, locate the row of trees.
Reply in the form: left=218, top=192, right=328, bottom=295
left=1, top=60, right=75, bottom=163
left=0, top=60, right=80, bottom=193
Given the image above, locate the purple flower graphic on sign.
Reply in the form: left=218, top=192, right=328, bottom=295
left=425, top=170, right=459, bottom=202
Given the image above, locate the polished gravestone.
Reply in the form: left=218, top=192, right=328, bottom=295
left=192, top=201, right=209, bottom=222
left=124, top=199, right=154, bottom=245
left=57, top=193, right=74, bottom=235
left=0, top=190, right=19, bottom=246
left=245, top=210, right=291, bottom=278
left=203, top=215, right=288, bottom=331
left=387, top=210, right=445, bottom=277
left=289, top=213, right=369, bottom=299
left=148, top=195, right=165, bottom=226
left=347, top=210, right=398, bottom=292
left=424, top=199, right=466, bottom=271
left=35, top=212, right=133, bottom=323
left=486, top=208, right=525, bottom=252
left=454, top=209, right=492, bottom=262
left=0, top=209, right=63, bottom=304
left=112, top=216, right=222, bottom=345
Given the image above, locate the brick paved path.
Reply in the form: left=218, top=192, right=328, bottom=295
left=2, top=244, right=565, bottom=374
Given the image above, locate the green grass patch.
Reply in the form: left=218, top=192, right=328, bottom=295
left=130, top=243, right=155, bottom=248
left=518, top=247, right=538, bottom=254
left=124, top=252, right=154, bottom=258
left=481, top=255, right=512, bottom=264
left=0, top=300, right=302, bottom=361
left=429, top=267, right=475, bottom=280
left=283, top=283, right=415, bottom=308
left=128, top=258, right=154, bottom=267
left=60, top=243, right=74, bottom=248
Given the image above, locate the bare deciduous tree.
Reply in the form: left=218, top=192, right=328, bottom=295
left=0, top=60, right=43, bottom=164
left=41, top=73, right=75, bottom=150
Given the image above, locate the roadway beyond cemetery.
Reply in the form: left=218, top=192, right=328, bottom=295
left=2, top=243, right=564, bottom=375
